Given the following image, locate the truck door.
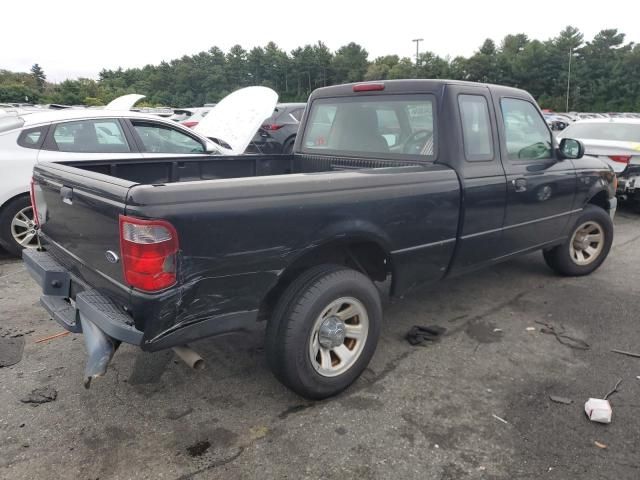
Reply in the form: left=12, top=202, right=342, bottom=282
left=492, top=94, right=577, bottom=255
left=446, top=87, right=507, bottom=275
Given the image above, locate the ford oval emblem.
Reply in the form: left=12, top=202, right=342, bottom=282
left=105, top=250, right=120, bottom=264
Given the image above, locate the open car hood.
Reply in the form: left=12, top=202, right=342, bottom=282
left=194, top=86, right=278, bottom=155
left=104, top=94, right=145, bottom=111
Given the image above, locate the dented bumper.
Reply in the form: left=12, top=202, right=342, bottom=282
left=23, top=249, right=142, bottom=386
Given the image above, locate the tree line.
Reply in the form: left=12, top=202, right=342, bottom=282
left=2, top=26, right=639, bottom=112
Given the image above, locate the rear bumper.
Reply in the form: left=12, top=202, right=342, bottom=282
left=23, top=249, right=143, bottom=345
left=23, top=248, right=259, bottom=351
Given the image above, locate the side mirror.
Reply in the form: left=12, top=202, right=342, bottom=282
left=558, top=138, right=584, bottom=160
left=204, top=140, right=219, bottom=154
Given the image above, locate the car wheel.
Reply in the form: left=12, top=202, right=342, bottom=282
left=266, top=264, right=382, bottom=399
left=543, top=205, right=613, bottom=276
left=0, top=195, right=39, bottom=257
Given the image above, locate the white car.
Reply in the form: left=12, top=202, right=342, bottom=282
left=557, top=118, right=640, bottom=173
left=558, top=118, right=640, bottom=202
left=0, top=87, right=277, bottom=256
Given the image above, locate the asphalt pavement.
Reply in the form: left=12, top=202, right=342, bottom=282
left=1, top=207, right=639, bottom=479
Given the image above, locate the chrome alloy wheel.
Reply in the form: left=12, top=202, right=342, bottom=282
left=569, top=221, right=604, bottom=266
left=309, top=297, right=369, bottom=378
left=11, top=206, right=38, bottom=248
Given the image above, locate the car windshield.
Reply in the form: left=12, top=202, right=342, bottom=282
left=0, top=115, right=25, bottom=133
left=301, top=95, right=436, bottom=159
left=562, top=122, right=640, bottom=142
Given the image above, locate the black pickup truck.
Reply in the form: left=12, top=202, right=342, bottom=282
left=25, top=80, right=617, bottom=399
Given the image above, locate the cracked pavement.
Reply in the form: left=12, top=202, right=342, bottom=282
left=1, top=206, right=639, bottom=479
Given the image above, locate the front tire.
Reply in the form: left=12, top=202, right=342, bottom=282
left=543, top=205, right=613, bottom=276
left=0, top=195, right=39, bottom=257
left=266, top=265, right=382, bottom=399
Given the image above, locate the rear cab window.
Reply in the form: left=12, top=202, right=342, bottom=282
left=301, top=95, right=436, bottom=160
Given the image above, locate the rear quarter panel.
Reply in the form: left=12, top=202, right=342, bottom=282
left=126, top=165, right=461, bottom=346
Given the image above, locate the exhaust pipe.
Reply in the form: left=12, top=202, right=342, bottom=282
left=80, top=316, right=118, bottom=389
left=173, top=345, right=205, bottom=370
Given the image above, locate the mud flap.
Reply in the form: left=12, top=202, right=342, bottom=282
left=80, top=315, right=119, bottom=389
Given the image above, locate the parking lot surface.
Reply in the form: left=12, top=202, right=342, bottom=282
left=1, top=208, right=639, bottom=480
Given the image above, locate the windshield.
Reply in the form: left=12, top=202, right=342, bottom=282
left=562, top=122, right=640, bottom=142
left=301, top=95, right=436, bottom=160
left=0, top=115, right=25, bottom=134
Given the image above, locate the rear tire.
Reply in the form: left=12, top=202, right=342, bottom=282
left=543, top=205, right=613, bottom=276
left=266, top=264, right=382, bottom=399
left=0, top=195, right=38, bottom=257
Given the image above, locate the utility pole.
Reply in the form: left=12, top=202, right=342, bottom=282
left=412, top=38, right=424, bottom=77
left=566, top=48, right=572, bottom=112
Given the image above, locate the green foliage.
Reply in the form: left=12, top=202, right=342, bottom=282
left=30, top=64, right=46, bottom=91
left=2, top=29, right=638, bottom=111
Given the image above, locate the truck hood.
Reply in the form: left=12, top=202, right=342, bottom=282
left=104, top=94, right=145, bottom=111
left=194, top=86, right=278, bottom=155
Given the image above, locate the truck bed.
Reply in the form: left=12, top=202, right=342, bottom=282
left=62, top=153, right=423, bottom=184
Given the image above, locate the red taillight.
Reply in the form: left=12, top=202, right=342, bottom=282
left=609, top=155, right=631, bottom=164
left=119, top=215, right=178, bottom=292
left=353, top=83, right=385, bottom=92
left=262, top=123, right=284, bottom=131
left=30, top=178, right=40, bottom=226
left=182, top=121, right=199, bottom=128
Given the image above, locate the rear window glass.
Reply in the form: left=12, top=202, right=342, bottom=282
left=18, top=126, right=48, bottom=149
left=301, top=95, right=436, bottom=159
left=562, top=122, right=640, bottom=142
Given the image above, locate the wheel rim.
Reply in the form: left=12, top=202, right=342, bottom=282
left=308, top=297, right=369, bottom=378
left=11, top=206, right=38, bottom=248
left=569, top=221, right=604, bottom=266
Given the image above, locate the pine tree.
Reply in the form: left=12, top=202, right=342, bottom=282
left=30, top=64, right=46, bottom=91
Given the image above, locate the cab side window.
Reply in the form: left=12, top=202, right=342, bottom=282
left=458, top=95, right=493, bottom=161
left=500, top=98, right=552, bottom=161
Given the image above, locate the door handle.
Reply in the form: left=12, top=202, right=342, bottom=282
left=512, top=178, right=527, bottom=192
left=60, top=186, right=73, bottom=205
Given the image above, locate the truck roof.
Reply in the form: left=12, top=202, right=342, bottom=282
left=309, top=79, right=530, bottom=99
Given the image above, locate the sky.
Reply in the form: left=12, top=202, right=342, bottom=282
left=2, top=0, right=639, bottom=82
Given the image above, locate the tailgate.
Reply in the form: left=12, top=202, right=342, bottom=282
left=33, top=162, right=137, bottom=291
